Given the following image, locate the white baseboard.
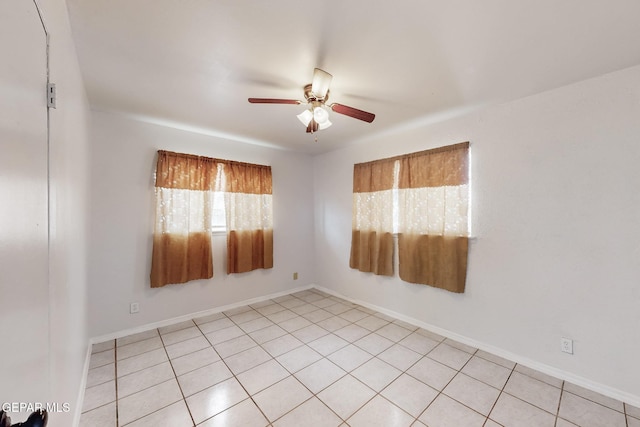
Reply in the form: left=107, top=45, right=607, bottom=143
left=73, top=344, right=93, bottom=426
left=88, top=284, right=314, bottom=346
left=76, top=284, right=314, bottom=426
left=78, top=282, right=639, bottom=416
left=311, top=284, right=640, bottom=408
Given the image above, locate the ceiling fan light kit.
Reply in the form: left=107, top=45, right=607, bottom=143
left=248, top=68, right=375, bottom=135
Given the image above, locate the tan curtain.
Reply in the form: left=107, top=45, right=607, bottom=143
left=150, top=151, right=217, bottom=287
left=349, top=158, right=397, bottom=276
left=398, top=142, right=470, bottom=293
left=223, top=161, right=273, bottom=274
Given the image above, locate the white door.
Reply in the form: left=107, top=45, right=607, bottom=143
left=0, top=0, right=50, bottom=410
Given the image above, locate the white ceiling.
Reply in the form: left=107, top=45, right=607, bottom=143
left=67, top=0, right=640, bottom=154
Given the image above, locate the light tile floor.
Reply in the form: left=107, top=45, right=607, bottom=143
left=80, top=289, right=640, bottom=426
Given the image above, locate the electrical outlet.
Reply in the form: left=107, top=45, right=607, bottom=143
left=293, top=272, right=298, bottom=280
left=561, top=337, right=573, bottom=354
left=130, top=302, right=140, bottom=314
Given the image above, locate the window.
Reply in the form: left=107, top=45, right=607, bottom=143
left=211, top=191, right=226, bottom=233
left=150, top=150, right=273, bottom=287
left=350, top=142, right=470, bottom=292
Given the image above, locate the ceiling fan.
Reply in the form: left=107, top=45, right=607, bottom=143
left=248, top=68, right=375, bottom=133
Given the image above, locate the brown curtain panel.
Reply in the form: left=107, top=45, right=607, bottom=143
left=397, top=142, right=470, bottom=293
left=150, top=151, right=217, bottom=287
left=223, top=161, right=274, bottom=274
left=349, top=158, right=397, bottom=276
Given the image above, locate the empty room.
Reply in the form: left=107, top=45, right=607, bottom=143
left=1, top=1, right=639, bottom=426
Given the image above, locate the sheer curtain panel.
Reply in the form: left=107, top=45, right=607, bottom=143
left=223, top=161, right=273, bottom=274
left=398, top=142, right=470, bottom=292
left=150, top=151, right=216, bottom=287
left=349, top=159, right=396, bottom=276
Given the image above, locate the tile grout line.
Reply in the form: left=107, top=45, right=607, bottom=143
left=554, top=380, right=565, bottom=427
left=113, top=340, right=119, bottom=427
left=483, top=356, right=517, bottom=427
left=245, top=297, right=348, bottom=425
left=197, top=309, right=275, bottom=426
left=114, top=328, right=189, bottom=426
left=157, top=328, right=197, bottom=427
left=412, top=342, right=488, bottom=425
left=83, top=289, right=634, bottom=427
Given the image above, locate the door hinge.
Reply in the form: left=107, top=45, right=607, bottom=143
left=47, top=83, right=56, bottom=109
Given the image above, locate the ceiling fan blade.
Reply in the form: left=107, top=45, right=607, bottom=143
left=248, top=98, right=301, bottom=104
left=330, top=103, right=376, bottom=123
left=311, top=68, right=332, bottom=99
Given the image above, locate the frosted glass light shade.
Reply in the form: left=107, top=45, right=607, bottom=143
left=297, top=106, right=332, bottom=130
left=297, top=109, right=313, bottom=126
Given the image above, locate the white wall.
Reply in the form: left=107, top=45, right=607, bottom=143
left=0, top=0, right=50, bottom=412
left=42, top=0, right=92, bottom=425
left=313, top=65, right=640, bottom=401
left=0, top=0, right=91, bottom=426
left=88, top=111, right=316, bottom=337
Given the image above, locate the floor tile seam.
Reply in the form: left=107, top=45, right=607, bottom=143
left=90, top=348, right=115, bottom=361
left=561, top=388, right=627, bottom=415
left=202, top=324, right=259, bottom=348
left=160, top=331, right=207, bottom=348
left=327, top=351, right=371, bottom=373
left=553, top=378, right=566, bottom=427
left=215, top=358, right=274, bottom=426
left=115, top=341, right=166, bottom=363
left=292, top=358, right=348, bottom=394
left=512, top=366, right=565, bottom=391
left=171, top=350, right=224, bottom=376
left=228, top=307, right=266, bottom=325
left=269, top=394, right=338, bottom=425
left=114, top=344, right=120, bottom=427
left=484, top=356, right=517, bottom=426
left=187, top=319, right=265, bottom=422
left=438, top=389, right=493, bottom=421
left=422, top=342, right=476, bottom=371
left=216, top=341, right=259, bottom=360
left=126, top=336, right=192, bottom=427
left=79, top=400, right=117, bottom=422
left=393, top=336, right=434, bottom=355
left=438, top=357, right=500, bottom=419
left=85, top=372, right=117, bottom=390
left=196, top=396, right=268, bottom=427
left=259, top=337, right=305, bottom=359
left=116, top=333, right=161, bottom=349
left=222, top=305, right=255, bottom=317
left=375, top=390, right=421, bottom=422
left=492, top=389, right=562, bottom=421
left=98, top=291, right=631, bottom=427
left=168, top=337, right=238, bottom=390
left=473, top=351, right=515, bottom=370
left=197, top=321, right=265, bottom=377
left=339, top=389, right=392, bottom=424
left=91, top=341, right=116, bottom=354
left=504, top=381, right=562, bottom=417
left=116, top=364, right=178, bottom=400
left=116, top=357, right=168, bottom=379
left=413, top=350, right=491, bottom=424
left=158, top=320, right=197, bottom=335
left=117, top=393, right=185, bottom=427
left=458, top=365, right=512, bottom=391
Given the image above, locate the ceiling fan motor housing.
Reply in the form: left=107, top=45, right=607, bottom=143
left=303, top=84, right=329, bottom=103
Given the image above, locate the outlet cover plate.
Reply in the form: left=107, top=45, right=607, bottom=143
left=561, top=337, right=573, bottom=354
